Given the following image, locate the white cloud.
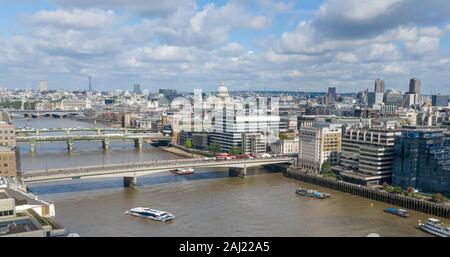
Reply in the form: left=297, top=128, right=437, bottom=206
left=382, top=64, right=405, bottom=74
left=29, top=9, right=118, bottom=30
left=336, top=52, right=358, bottom=63
left=51, top=0, right=195, bottom=17
left=2, top=0, right=450, bottom=93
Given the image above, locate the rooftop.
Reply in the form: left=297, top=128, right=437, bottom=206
left=0, top=218, right=40, bottom=236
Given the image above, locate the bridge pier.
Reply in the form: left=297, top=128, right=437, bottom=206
left=102, top=138, right=110, bottom=150
left=229, top=166, right=247, bottom=178
left=134, top=138, right=143, bottom=149
left=30, top=140, right=36, bottom=153
left=123, top=176, right=137, bottom=189
left=67, top=139, right=74, bottom=151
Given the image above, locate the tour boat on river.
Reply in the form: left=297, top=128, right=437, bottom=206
left=125, top=207, right=175, bottom=222
left=417, top=218, right=450, bottom=237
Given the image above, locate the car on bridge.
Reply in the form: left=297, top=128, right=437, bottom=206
left=216, top=153, right=232, bottom=160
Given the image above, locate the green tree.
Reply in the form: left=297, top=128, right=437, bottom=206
left=229, top=146, right=241, bottom=155
left=278, top=132, right=288, bottom=140
left=321, top=161, right=332, bottom=174
left=209, top=142, right=222, bottom=154
left=393, top=186, right=403, bottom=194
left=184, top=138, right=192, bottom=148
left=432, top=193, right=447, bottom=203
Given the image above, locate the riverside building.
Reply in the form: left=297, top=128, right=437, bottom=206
left=209, top=84, right=280, bottom=153
left=392, top=129, right=450, bottom=196
left=334, top=121, right=402, bottom=187
left=298, top=123, right=342, bottom=173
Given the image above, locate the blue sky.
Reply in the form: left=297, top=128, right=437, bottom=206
left=1, top=0, right=450, bottom=93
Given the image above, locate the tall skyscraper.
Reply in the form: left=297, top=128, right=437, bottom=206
left=39, top=80, right=48, bottom=92
left=88, top=76, right=93, bottom=92
left=374, top=79, right=385, bottom=93
left=409, top=77, right=421, bottom=94
left=326, top=87, right=336, bottom=104
left=133, top=84, right=142, bottom=94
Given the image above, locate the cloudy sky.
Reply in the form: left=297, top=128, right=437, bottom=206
left=1, top=0, right=450, bottom=93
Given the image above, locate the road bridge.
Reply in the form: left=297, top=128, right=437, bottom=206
left=21, top=156, right=295, bottom=188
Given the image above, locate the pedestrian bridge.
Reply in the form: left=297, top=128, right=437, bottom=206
left=9, top=110, right=84, bottom=118
left=16, top=132, right=172, bottom=152
left=21, top=156, right=295, bottom=187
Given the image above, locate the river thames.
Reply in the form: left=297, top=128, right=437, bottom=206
left=13, top=117, right=443, bottom=236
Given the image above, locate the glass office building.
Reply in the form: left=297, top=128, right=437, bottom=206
left=392, top=129, right=450, bottom=196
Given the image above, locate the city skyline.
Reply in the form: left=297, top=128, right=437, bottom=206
left=1, top=1, right=450, bottom=93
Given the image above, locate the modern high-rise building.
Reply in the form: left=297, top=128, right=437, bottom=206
left=133, top=84, right=142, bottom=94
left=298, top=123, right=342, bottom=173
left=392, top=129, right=450, bottom=196
left=39, top=80, right=48, bottom=92
left=88, top=76, right=93, bottom=92
left=335, top=122, right=402, bottom=186
left=374, top=79, right=385, bottom=93
left=326, top=87, right=337, bottom=104
left=431, top=95, right=448, bottom=107
left=368, top=92, right=384, bottom=106
left=409, top=77, right=421, bottom=94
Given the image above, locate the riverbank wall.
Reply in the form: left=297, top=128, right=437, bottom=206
left=286, top=169, right=450, bottom=219
left=158, top=146, right=204, bottom=158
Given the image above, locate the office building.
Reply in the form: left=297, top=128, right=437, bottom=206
left=374, top=79, right=385, bottom=93
left=335, top=122, right=402, bottom=186
left=0, top=189, right=53, bottom=237
left=133, top=84, right=142, bottom=94
left=241, top=133, right=267, bottom=154
left=271, top=137, right=299, bottom=155
left=384, top=91, right=404, bottom=107
left=39, top=80, right=48, bottom=92
left=326, top=87, right=336, bottom=104
left=0, top=147, right=18, bottom=177
left=298, top=123, right=342, bottom=173
left=409, top=77, right=421, bottom=94
left=368, top=92, right=384, bottom=106
left=0, top=122, right=16, bottom=147
left=380, top=105, right=397, bottom=116
left=432, top=95, right=448, bottom=107
left=209, top=84, right=279, bottom=153
left=392, top=129, right=450, bottom=196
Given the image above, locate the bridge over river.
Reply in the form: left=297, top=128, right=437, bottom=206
left=21, top=156, right=295, bottom=188
left=15, top=127, right=172, bottom=152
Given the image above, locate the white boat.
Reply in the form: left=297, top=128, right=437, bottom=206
left=170, top=168, right=194, bottom=175
left=417, top=218, right=450, bottom=237
left=125, top=207, right=175, bottom=222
